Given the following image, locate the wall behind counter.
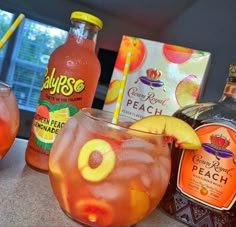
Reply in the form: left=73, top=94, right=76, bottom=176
left=158, top=0, right=236, bottom=102
left=0, top=0, right=156, bottom=52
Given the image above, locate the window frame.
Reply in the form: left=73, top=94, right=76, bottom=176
left=0, top=11, right=68, bottom=139
left=0, top=7, right=112, bottom=139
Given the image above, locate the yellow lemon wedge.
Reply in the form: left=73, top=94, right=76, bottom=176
left=129, top=115, right=201, bottom=150
left=129, top=189, right=150, bottom=224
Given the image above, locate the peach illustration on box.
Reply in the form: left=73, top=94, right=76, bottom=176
left=104, top=79, right=121, bottom=104
left=175, top=75, right=200, bottom=107
left=115, top=36, right=146, bottom=72
left=103, top=35, right=211, bottom=119
left=163, top=44, right=193, bottom=64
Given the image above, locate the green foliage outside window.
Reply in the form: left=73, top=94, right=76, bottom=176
left=0, top=9, right=68, bottom=112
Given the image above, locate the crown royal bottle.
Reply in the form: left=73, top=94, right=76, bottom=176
left=161, top=63, right=236, bottom=226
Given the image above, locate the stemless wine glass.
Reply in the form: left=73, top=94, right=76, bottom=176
left=0, top=81, right=19, bottom=159
left=49, top=108, right=171, bottom=227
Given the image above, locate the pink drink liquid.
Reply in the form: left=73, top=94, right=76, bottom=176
left=49, top=109, right=171, bottom=227
left=0, top=87, right=19, bottom=159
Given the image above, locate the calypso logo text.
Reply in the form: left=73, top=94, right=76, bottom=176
left=42, top=68, right=85, bottom=96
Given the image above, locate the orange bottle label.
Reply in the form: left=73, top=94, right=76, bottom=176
left=178, top=123, right=236, bottom=210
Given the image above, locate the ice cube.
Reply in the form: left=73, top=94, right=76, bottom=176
left=89, top=182, right=124, bottom=201
left=54, top=117, right=78, bottom=147
left=140, top=173, right=151, bottom=188
left=150, top=164, right=161, bottom=182
left=148, top=163, right=169, bottom=199
left=151, top=158, right=170, bottom=185
left=121, top=138, right=155, bottom=150
left=111, top=166, right=140, bottom=180
left=158, top=155, right=171, bottom=180
left=158, top=155, right=171, bottom=171
left=50, top=117, right=78, bottom=175
left=118, top=149, right=154, bottom=164
left=0, top=99, right=10, bottom=122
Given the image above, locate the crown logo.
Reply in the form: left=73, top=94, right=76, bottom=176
left=146, top=68, right=162, bottom=81
left=210, top=134, right=230, bottom=150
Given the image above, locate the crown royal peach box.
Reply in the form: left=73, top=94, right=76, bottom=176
left=103, top=35, right=211, bottom=120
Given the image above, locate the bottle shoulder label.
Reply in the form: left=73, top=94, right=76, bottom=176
left=223, top=81, right=236, bottom=97
left=177, top=123, right=236, bottom=210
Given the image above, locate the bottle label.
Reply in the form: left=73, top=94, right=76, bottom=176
left=223, top=82, right=236, bottom=97
left=32, top=68, right=81, bottom=151
left=177, top=123, right=236, bottom=210
left=32, top=100, right=78, bottom=151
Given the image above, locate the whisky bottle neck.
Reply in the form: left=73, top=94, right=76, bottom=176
left=220, top=76, right=236, bottom=103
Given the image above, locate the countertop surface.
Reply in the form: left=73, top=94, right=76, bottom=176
left=0, top=138, right=186, bottom=227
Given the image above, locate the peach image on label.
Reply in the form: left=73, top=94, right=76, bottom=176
left=115, top=36, right=146, bottom=72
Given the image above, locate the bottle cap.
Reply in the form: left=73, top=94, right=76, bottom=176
left=70, top=11, right=103, bottom=29
left=229, top=63, right=236, bottom=77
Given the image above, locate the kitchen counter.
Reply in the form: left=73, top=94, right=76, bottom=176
left=0, top=138, right=185, bottom=227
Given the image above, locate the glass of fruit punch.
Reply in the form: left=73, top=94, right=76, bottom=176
left=0, top=81, right=19, bottom=160
left=49, top=108, right=200, bottom=227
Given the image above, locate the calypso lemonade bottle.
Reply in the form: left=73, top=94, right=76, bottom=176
left=25, top=11, right=103, bottom=171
